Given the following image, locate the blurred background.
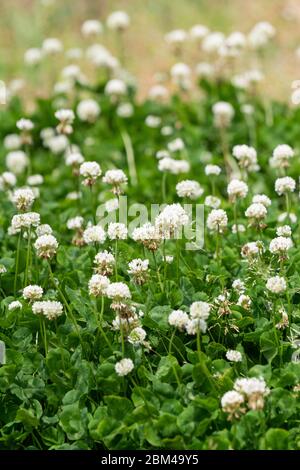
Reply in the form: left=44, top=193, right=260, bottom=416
left=0, top=0, right=300, bottom=100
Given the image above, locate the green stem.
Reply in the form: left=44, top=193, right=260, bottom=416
left=24, top=228, right=32, bottom=287
left=115, top=240, right=118, bottom=281
left=120, top=130, right=137, bottom=186
left=14, top=231, right=22, bottom=296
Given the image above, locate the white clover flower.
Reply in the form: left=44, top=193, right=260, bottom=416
left=34, top=226, right=51, bottom=239
left=67, top=216, right=84, bottom=230
left=232, top=279, right=245, bottom=293
left=105, top=198, right=119, bottom=213
left=237, top=294, right=251, bottom=309
left=34, top=234, right=58, bottom=259
left=226, top=350, right=242, bottom=362
left=106, top=282, right=131, bottom=300
left=0, top=265, right=7, bottom=274
left=23, top=285, right=43, bottom=301
left=0, top=172, right=17, bottom=190
left=232, top=224, right=246, bottom=234
left=132, top=223, right=161, bottom=251
left=185, top=318, right=208, bottom=335
left=276, top=225, right=292, bottom=237
left=207, top=209, right=228, bottom=233
left=12, top=188, right=35, bottom=211
left=105, top=79, right=127, bottom=97
left=170, top=63, right=191, bottom=82
left=275, top=177, right=296, bottom=195
left=128, top=258, right=149, bottom=275
left=227, top=179, right=248, bottom=201
left=27, top=174, right=43, bottom=186
left=24, top=48, right=43, bottom=65
left=270, top=144, right=294, bottom=169
left=77, top=99, right=101, bottom=123
left=61, top=64, right=81, bottom=80
left=205, top=196, right=221, bottom=209
left=80, top=161, right=101, bottom=186
left=94, top=250, right=115, bottom=275
left=155, top=203, right=189, bottom=238
left=266, top=276, right=287, bottom=294
left=165, top=255, right=174, bottom=264
left=32, top=300, right=63, bottom=320
left=8, top=300, right=22, bottom=311
left=11, top=213, right=40, bottom=232
left=190, top=24, right=209, bottom=41
left=81, top=19, right=103, bottom=37
left=212, top=101, right=234, bottom=128
left=107, top=222, right=128, bottom=240
left=145, top=115, right=161, bottom=128
left=88, top=274, right=110, bottom=297
left=241, top=241, right=261, bottom=258
left=234, top=376, right=269, bottom=410
left=42, top=38, right=63, bottom=55
left=148, top=84, right=169, bottom=102
left=4, top=134, right=22, bottom=150
left=65, top=152, right=84, bottom=167
left=47, top=135, right=69, bottom=154
left=248, top=21, right=275, bottom=49
left=161, top=126, right=173, bottom=136
left=221, top=390, right=244, bottom=417
left=158, top=157, right=190, bottom=174
left=16, top=118, right=34, bottom=131
left=115, top=358, right=134, bottom=376
left=252, top=194, right=271, bottom=207
left=195, top=62, right=214, bottom=79
left=245, top=202, right=267, bottom=220
left=202, top=32, right=225, bottom=54
left=128, top=258, right=149, bottom=285
left=278, top=212, right=297, bottom=224
left=103, top=169, right=127, bottom=194
left=116, top=102, right=134, bottom=118
left=55, top=109, right=75, bottom=135
left=165, top=29, right=187, bottom=46
left=6, top=151, right=28, bottom=174
left=205, top=164, right=221, bottom=176
left=167, top=138, right=185, bottom=153
left=269, top=236, right=293, bottom=254
left=83, top=225, right=106, bottom=244
left=190, top=301, right=211, bottom=320
left=168, top=310, right=189, bottom=330
left=128, top=327, right=147, bottom=345
left=156, top=150, right=170, bottom=160
left=232, top=145, right=258, bottom=171
left=176, top=180, right=203, bottom=199
left=107, top=11, right=130, bottom=31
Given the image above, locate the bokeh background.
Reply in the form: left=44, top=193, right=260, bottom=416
left=1, top=0, right=300, bottom=100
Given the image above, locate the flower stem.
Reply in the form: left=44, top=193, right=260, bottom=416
left=14, top=231, right=22, bottom=296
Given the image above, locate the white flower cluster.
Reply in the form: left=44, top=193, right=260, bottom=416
left=128, top=258, right=149, bottom=285
left=32, top=300, right=63, bottom=320
left=88, top=274, right=110, bottom=297
left=23, top=285, right=43, bottom=301
left=155, top=204, right=189, bottom=238
left=34, top=234, right=58, bottom=259
left=80, top=161, right=102, bottom=186
left=12, top=188, right=35, bottom=211
left=94, top=250, right=115, bottom=275
left=176, top=180, right=203, bottom=199
left=168, top=301, right=211, bottom=335
left=83, top=225, right=106, bottom=244
left=221, top=376, right=269, bottom=419
left=232, top=145, right=258, bottom=172
left=207, top=209, right=228, bottom=233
